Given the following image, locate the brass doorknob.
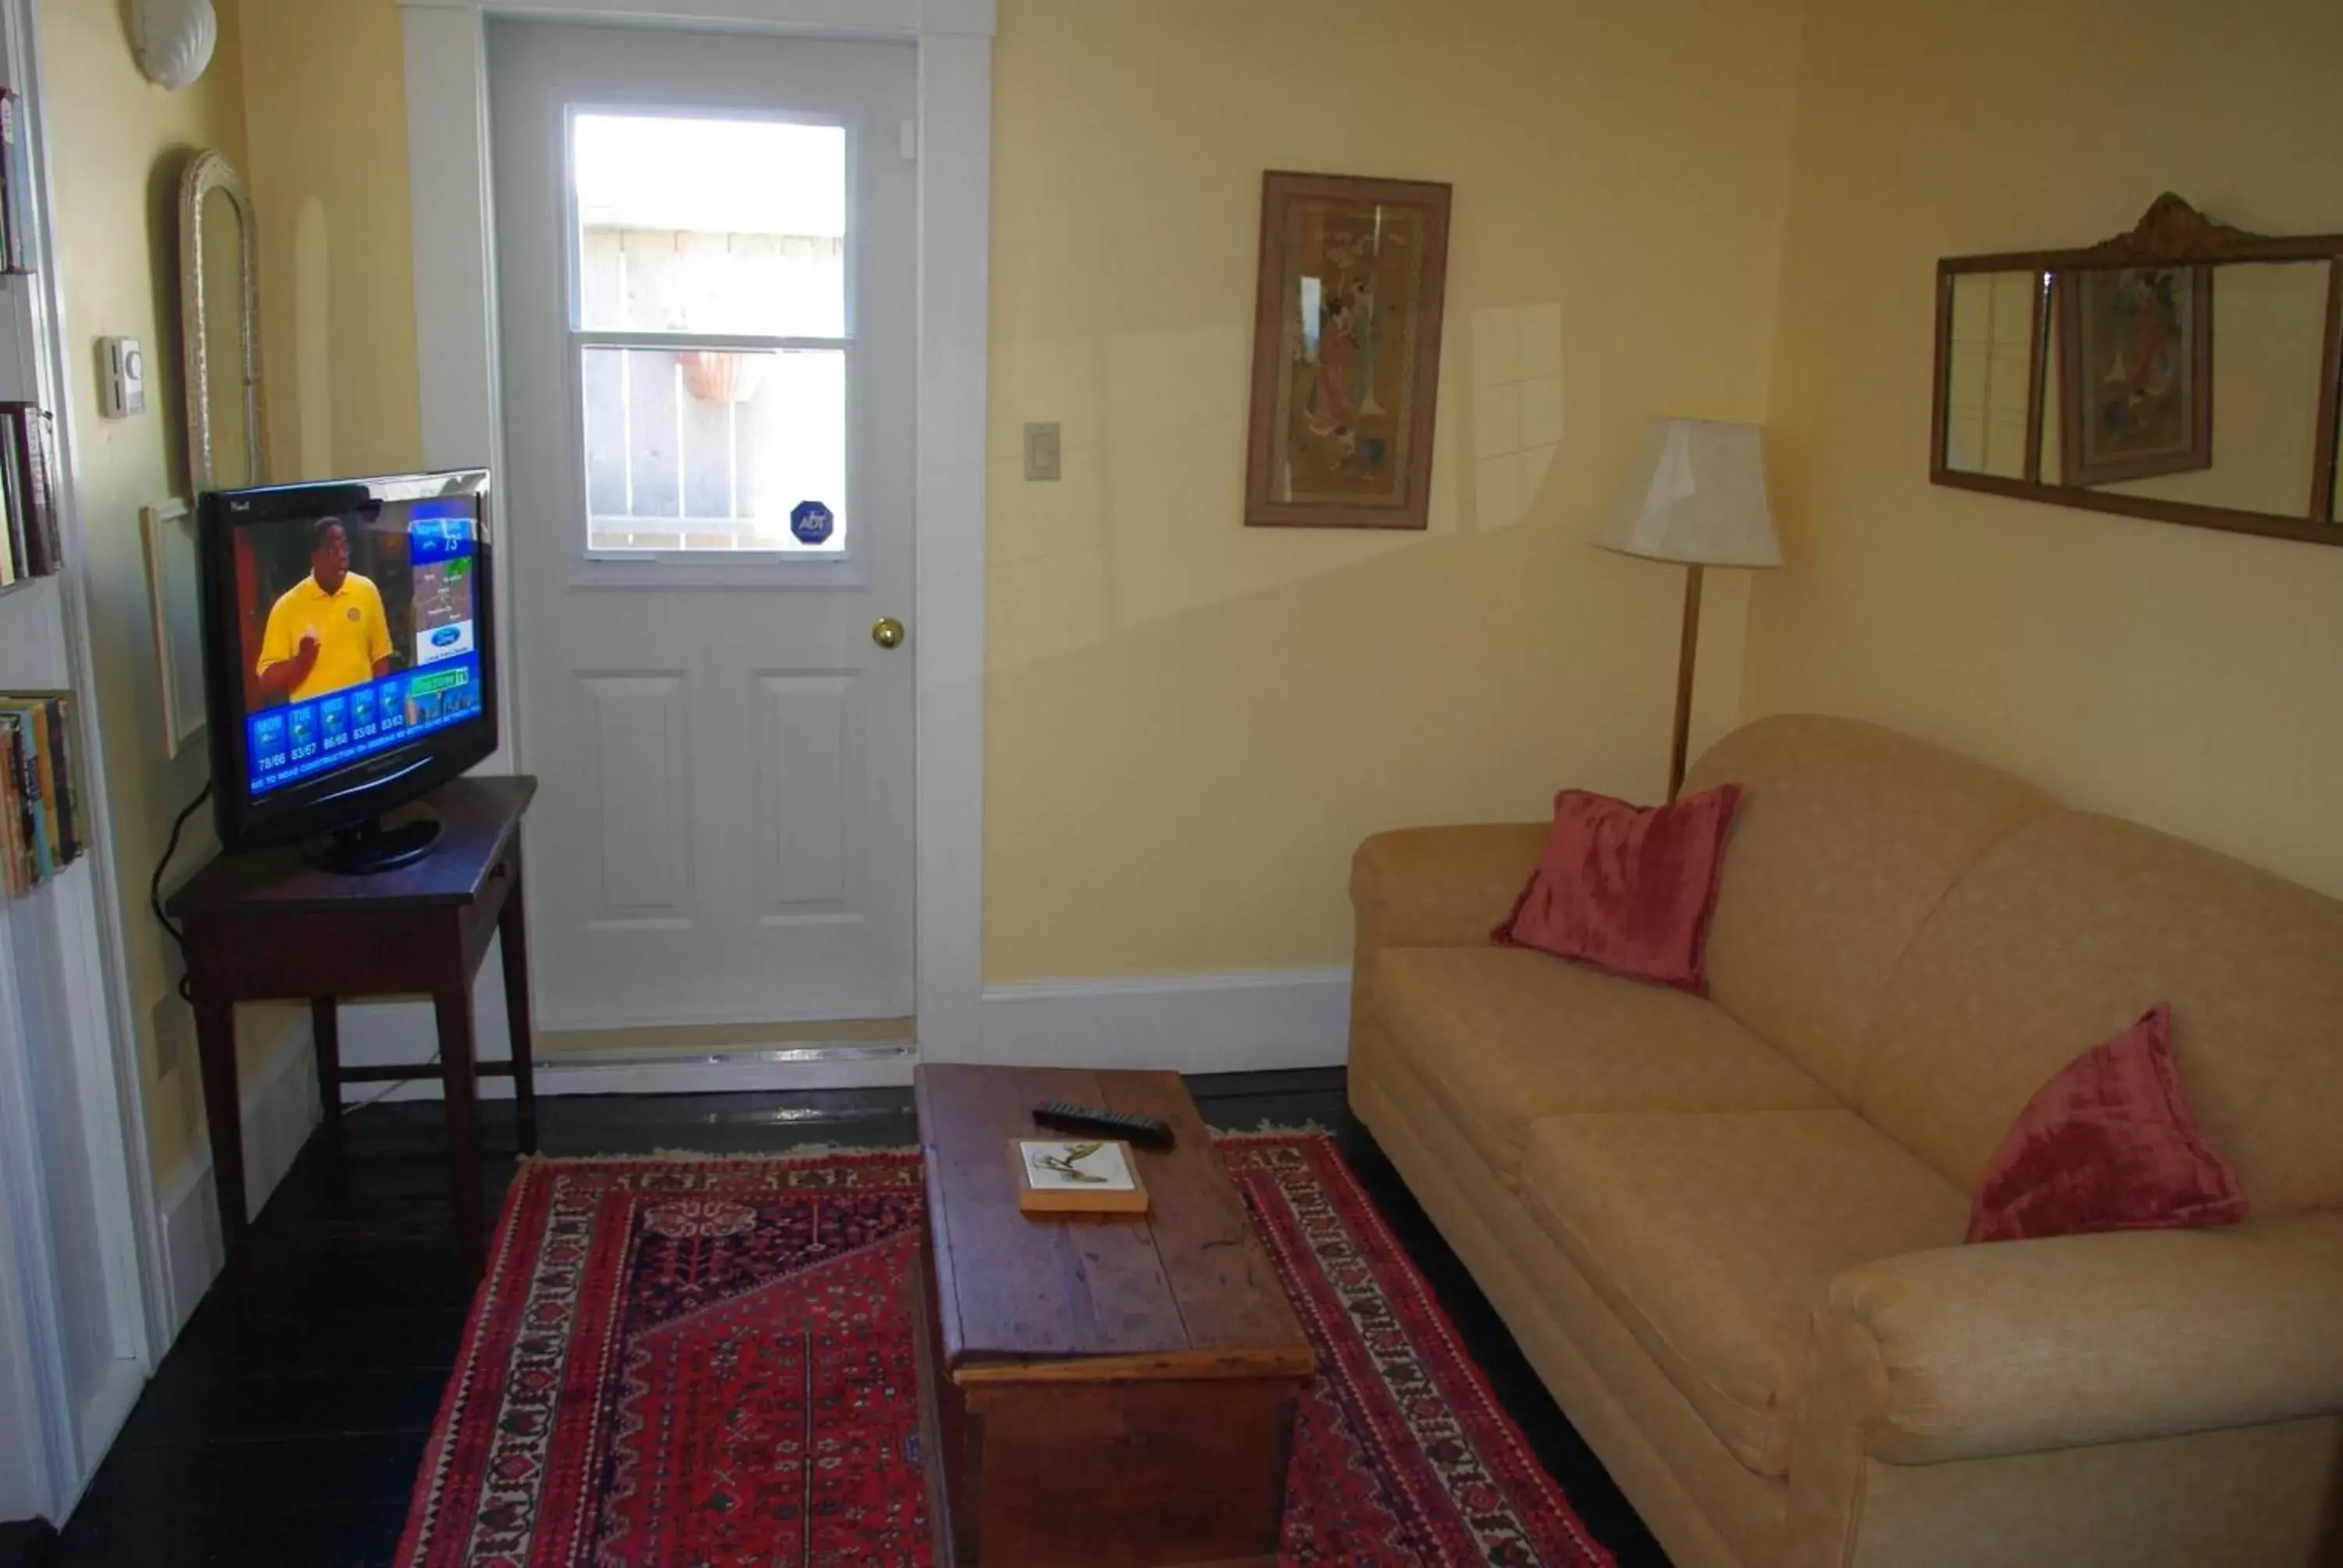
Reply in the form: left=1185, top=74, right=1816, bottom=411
left=872, top=616, right=906, bottom=650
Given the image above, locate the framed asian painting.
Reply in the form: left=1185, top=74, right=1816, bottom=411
left=1244, top=171, right=1453, bottom=529
left=2056, top=264, right=2214, bottom=487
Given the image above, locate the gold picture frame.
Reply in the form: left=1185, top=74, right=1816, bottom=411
left=2056, top=265, right=2214, bottom=488
left=1243, top=171, right=1453, bottom=530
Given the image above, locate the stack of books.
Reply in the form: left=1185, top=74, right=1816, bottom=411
left=0, top=693, right=81, bottom=895
left=0, top=403, right=58, bottom=586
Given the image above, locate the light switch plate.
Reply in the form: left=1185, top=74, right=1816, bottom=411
left=98, top=335, right=146, bottom=417
left=1023, top=421, right=1061, bottom=482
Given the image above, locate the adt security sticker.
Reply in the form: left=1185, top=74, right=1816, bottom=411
left=790, top=501, right=835, bottom=545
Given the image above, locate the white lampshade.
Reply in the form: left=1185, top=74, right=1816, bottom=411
left=1596, top=418, right=1782, bottom=568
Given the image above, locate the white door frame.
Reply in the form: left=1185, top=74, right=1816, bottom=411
left=1, top=0, right=170, bottom=1516
left=398, top=0, right=990, bottom=1057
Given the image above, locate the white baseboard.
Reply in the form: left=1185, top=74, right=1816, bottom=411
left=155, top=1030, right=320, bottom=1338
left=358, top=1044, right=917, bottom=1101
left=333, top=966, right=1354, bottom=1096
left=975, top=967, right=1352, bottom=1074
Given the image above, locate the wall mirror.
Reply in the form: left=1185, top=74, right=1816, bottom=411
left=180, top=149, right=266, bottom=494
left=1931, top=194, right=2343, bottom=545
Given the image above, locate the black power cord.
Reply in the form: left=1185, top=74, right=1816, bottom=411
left=150, top=782, right=212, bottom=1003
left=147, top=782, right=440, bottom=1112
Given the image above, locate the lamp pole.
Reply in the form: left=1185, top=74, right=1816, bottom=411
left=1667, top=562, right=1704, bottom=802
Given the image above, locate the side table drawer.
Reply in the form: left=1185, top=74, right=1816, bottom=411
left=460, top=846, right=516, bottom=965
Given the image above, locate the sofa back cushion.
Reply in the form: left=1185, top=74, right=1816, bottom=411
left=1683, top=715, right=2056, bottom=1100
left=1861, top=811, right=2343, bottom=1214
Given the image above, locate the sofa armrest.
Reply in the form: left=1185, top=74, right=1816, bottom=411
left=1815, top=1213, right=2343, bottom=1466
left=1350, top=824, right=1547, bottom=954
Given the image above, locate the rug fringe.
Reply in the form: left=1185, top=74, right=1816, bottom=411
left=1218, top=1119, right=1332, bottom=1138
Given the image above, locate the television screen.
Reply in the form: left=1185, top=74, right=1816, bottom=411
left=201, top=471, right=497, bottom=856
left=234, top=497, right=483, bottom=795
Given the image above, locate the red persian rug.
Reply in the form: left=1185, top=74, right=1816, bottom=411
left=396, top=1134, right=1613, bottom=1566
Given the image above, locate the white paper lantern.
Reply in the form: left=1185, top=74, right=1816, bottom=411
left=132, top=0, right=218, bottom=92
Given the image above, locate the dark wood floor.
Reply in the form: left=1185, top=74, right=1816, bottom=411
left=0, top=1523, right=57, bottom=1568
left=41, top=1068, right=1667, bottom=1567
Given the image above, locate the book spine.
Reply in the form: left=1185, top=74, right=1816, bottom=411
left=0, top=469, right=15, bottom=585
left=33, top=411, right=59, bottom=574
left=26, top=702, right=56, bottom=869
left=0, top=716, right=27, bottom=896
left=0, top=408, right=15, bottom=586
left=12, top=406, right=48, bottom=576
left=0, top=410, right=25, bottom=584
left=0, top=91, right=24, bottom=276
left=44, top=695, right=75, bottom=863
left=13, top=708, right=45, bottom=886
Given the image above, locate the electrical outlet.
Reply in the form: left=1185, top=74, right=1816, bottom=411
left=150, top=989, right=192, bottom=1082
left=1023, top=422, right=1061, bottom=482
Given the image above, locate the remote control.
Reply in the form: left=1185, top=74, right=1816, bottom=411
left=1030, top=1100, right=1176, bottom=1150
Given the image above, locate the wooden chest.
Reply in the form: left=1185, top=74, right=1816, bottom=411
left=911, top=1064, right=1316, bottom=1568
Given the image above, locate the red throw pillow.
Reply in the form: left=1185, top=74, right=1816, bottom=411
left=1966, top=1004, right=2248, bottom=1245
left=1492, top=785, right=1742, bottom=995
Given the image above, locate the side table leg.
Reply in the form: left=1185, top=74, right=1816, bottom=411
left=192, top=990, right=252, bottom=1293
left=312, top=997, right=344, bottom=1167
left=433, top=982, right=488, bottom=1282
left=497, top=841, right=539, bottom=1154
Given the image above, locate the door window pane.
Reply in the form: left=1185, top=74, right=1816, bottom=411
left=581, top=345, right=846, bottom=553
left=572, top=114, right=845, bottom=338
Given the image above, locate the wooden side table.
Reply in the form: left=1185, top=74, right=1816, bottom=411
left=166, top=775, right=540, bottom=1287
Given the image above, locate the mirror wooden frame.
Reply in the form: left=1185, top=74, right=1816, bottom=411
left=178, top=148, right=267, bottom=496
left=1930, top=194, right=2343, bottom=547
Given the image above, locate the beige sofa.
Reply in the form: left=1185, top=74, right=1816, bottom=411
left=1348, top=715, right=2343, bottom=1568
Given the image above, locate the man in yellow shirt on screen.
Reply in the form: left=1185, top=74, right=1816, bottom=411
left=255, top=518, right=395, bottom=704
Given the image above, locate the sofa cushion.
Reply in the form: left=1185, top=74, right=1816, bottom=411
left=1492, top=785, right=1742, bottom=993
left=1967, top=1003, right=2248, bottom=1244
left=1373, top=946, right=1834, bottom=1188
left=1682, top=715, right=2056, bottom=1102
left=1519, top=1109, right=1970, bottom=1476
left=1860, top=811, right=2343, bottom=1214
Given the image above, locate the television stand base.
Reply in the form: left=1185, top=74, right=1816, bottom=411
left=314, top=811, right=443, bottom=875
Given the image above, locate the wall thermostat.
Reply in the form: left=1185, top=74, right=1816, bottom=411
left=98, top=335, right=145, bottom=418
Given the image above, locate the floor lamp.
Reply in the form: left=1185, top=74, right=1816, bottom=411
left=1596, top=419, right=1783, bottom=800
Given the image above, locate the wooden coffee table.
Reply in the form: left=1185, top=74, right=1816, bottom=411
left=911, top=1064, right=1317, bottom=1568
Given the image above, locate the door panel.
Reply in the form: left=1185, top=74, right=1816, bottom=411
left=490, top=20, right=915, bottom=1030
left=755, top=671, right=854, bottom=911
left=582, top=673, right=690, bottom=918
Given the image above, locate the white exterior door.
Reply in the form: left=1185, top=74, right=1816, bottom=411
left=488, top=19, right=916, bottom=1031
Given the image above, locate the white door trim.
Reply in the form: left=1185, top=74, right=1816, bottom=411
left=398, top=0, right=991, bottom=1058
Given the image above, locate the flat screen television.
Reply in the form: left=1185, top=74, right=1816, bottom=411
left=198, top=469, right=496, bottom=872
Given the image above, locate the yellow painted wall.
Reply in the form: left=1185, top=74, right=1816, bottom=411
left=54, top=0, right=1813, bottom=1117
left=52, top=0, right=2343, bottom=1158
left=1746, top=0, right=2343, bottom=901
left=237, top=0, right=423, bottom=481
left=982, top=0, right=1805, bottom=979
left=44, top=0, right=302, bottom=1186
left=45, top=0, right=423, bottom=1194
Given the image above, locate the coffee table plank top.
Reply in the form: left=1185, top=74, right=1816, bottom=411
left=915, top=1064, right=1314, bottom=1382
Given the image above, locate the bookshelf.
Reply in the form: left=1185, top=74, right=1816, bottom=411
left=0, top=0, right=161, bottom=1533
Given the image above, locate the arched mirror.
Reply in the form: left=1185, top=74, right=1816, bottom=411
left=180, top=149, right=266, bottom=494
